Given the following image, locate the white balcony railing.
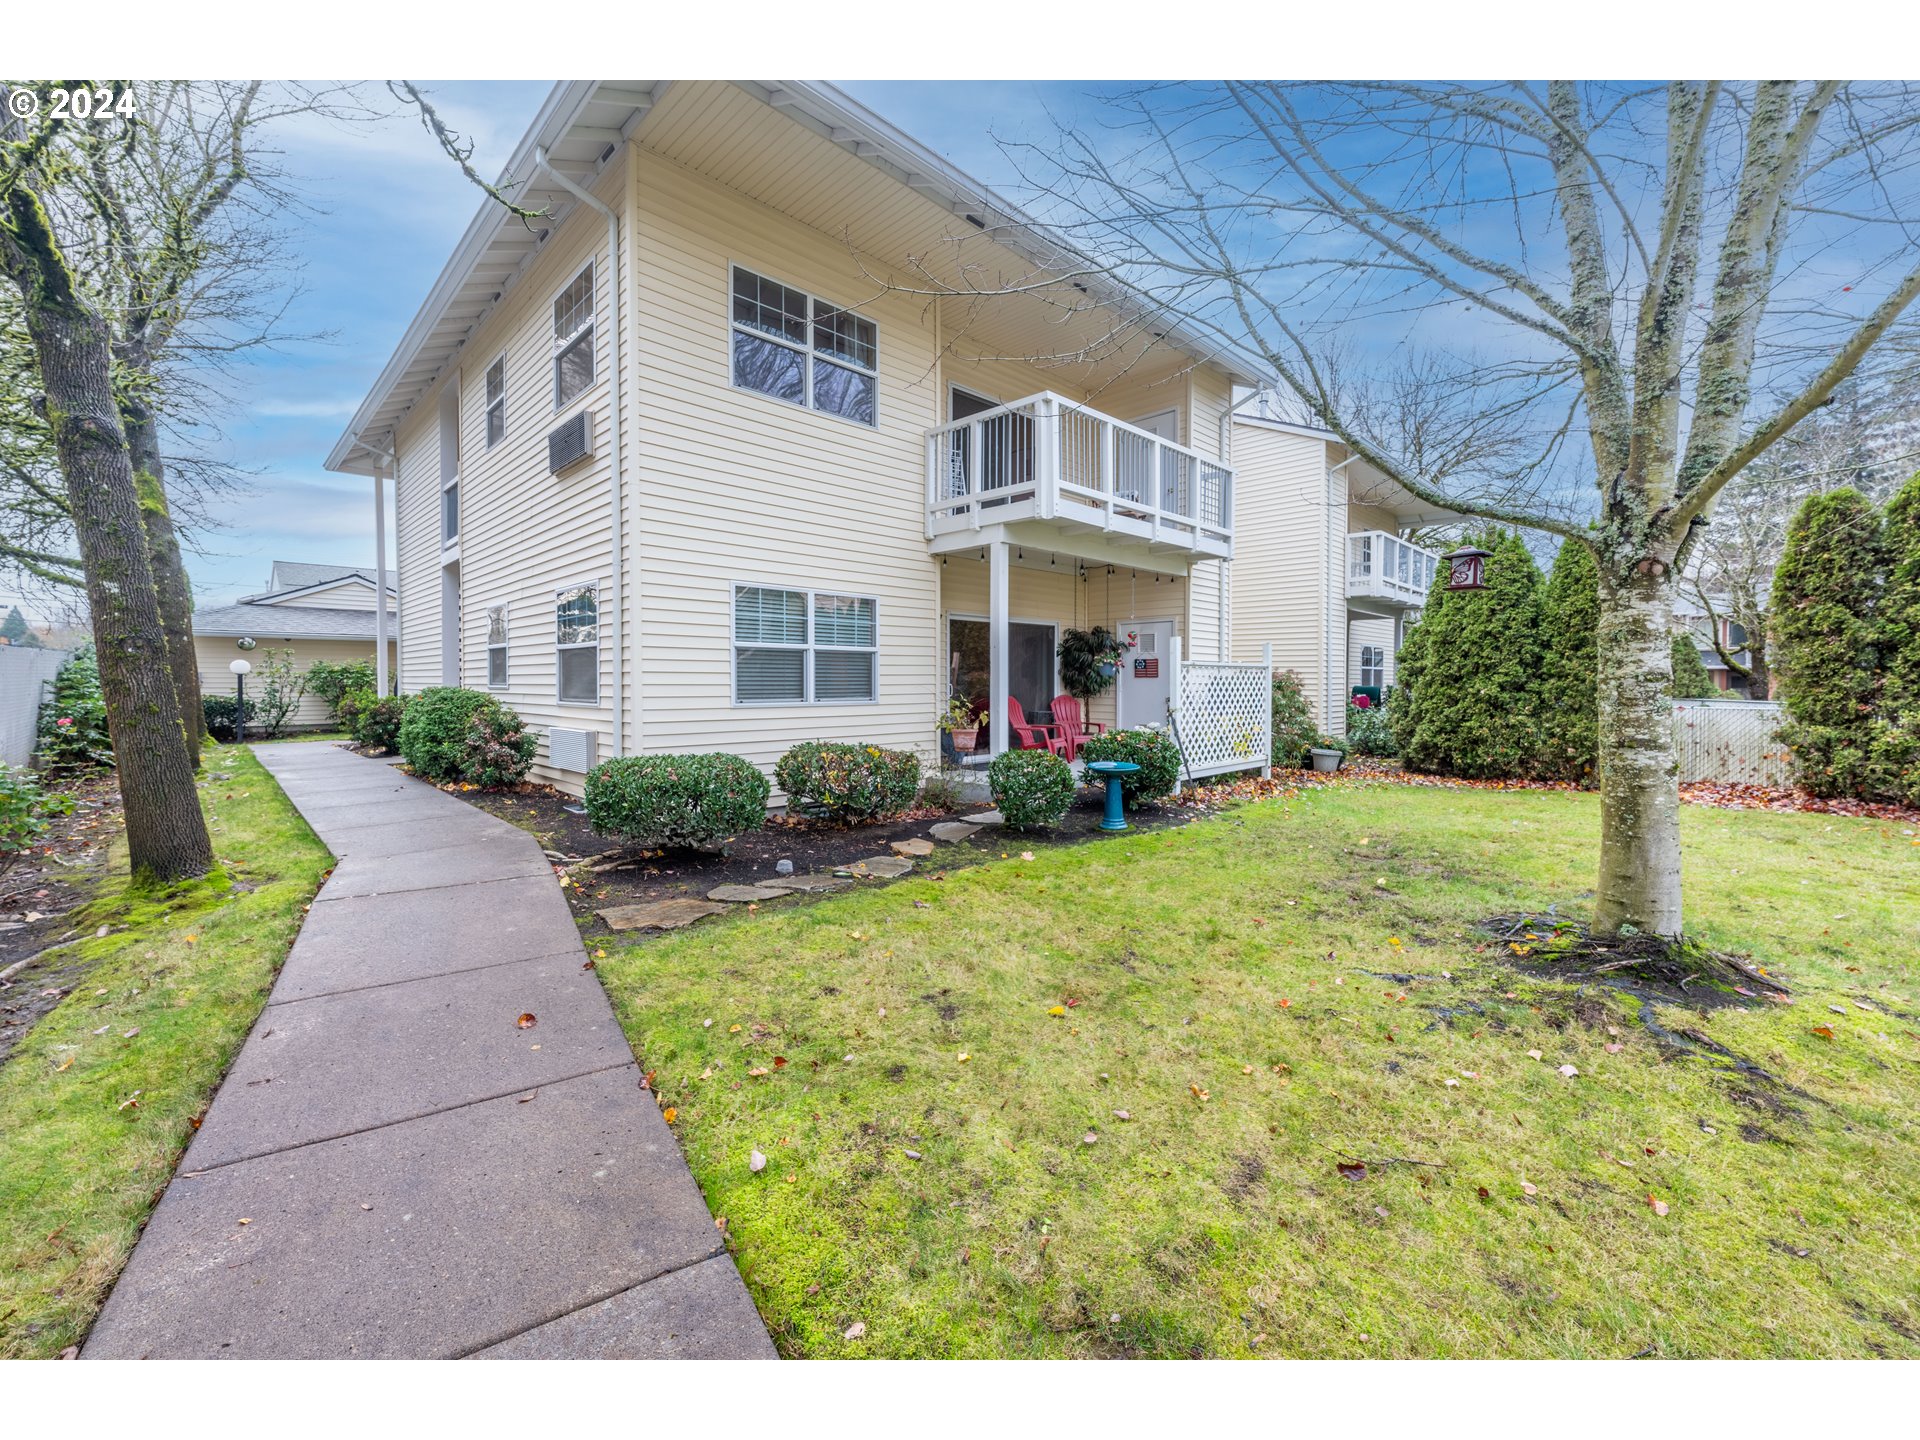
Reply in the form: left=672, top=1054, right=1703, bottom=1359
left=1348, top=530, right=1437, bottom=606
left=926, top=392, right=1232, bottom=558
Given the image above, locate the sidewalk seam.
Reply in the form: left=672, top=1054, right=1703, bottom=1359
left=450, top=1248, right=732, bottom=1358
left=267, top=946, right=592, bottom=1007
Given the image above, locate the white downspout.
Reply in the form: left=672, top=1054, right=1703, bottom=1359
left=535, top=145, right=625, bottom=758
left=1216, top=388, right=1265, bottom=663
left=371, top=440, right=395, bottom=696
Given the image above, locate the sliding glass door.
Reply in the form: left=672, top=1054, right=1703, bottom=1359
left=948, top=617, right=1058, bottom=749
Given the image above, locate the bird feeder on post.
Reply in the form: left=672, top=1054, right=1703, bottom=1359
left=1443, top=545, right=1492, bottom=591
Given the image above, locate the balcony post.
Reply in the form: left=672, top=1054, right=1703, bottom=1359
left=966, top=419, right=983, bottom=530
left=924, top=431, right=937, bottom=540
left=1098, top=418, right=1115, bottom=530
left=989, top=539, right=1010, bottom=756
left=1036, top=394, right=1059, bottom=521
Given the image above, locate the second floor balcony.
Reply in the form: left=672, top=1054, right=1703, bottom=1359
left=1348, top=530, right=1438, bottom=609
left=926, top=392, right=1233, bottom=561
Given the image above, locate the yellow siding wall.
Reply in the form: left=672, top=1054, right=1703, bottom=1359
left=193, top=635, right=394, bottom=731
left=262, top=580, right=384, bottom=612
left=1348, top=616, right=1397, bottom=691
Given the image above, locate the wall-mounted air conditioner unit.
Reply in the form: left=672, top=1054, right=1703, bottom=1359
left=548, top=411, right=595, bottom=474
left=547, top=726, right=597, bottom=773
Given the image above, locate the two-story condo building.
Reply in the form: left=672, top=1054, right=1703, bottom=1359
left=326, top=81, right=1278, bottom=793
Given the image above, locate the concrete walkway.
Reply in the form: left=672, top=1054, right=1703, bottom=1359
left=85, top=742, right=773, bottom=1360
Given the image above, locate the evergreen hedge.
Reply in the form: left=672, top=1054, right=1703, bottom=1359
left=1771, top=489, right=1887, bottom=797
left=1535, top=539, right=1600, bottom=782
left=585, top=753, right=769, bottom=850
left=1870, top=471, right=1920, bottom=801
left=1670, top=635, right=1717, bottom=699
left=987, top=748, right=1077, bottom=829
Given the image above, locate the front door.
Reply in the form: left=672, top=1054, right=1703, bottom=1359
left=1117, top=620, right=1176, bottom=730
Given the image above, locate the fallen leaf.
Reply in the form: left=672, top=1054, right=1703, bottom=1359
left=56, top=1054, right=74, bottom=1072
left=1558, top=1065, right=1579, bottom=1078
left=1811, top=1025, right=1835, bottom=1039
left=1526, top=1049, right=1543, bottom=1060
left=1647, top=1194, right=1669, bottom=1217
left=1020, top=851, right=1035, bottom=862
left=1336, top=1160, right=1367, bottom=1181
left=516, top=1013, right=537, bottom=1029
left=1190, top=1083, right=1209, bottom=1101
left=1113, top=1110, right=1132, bottom=1121
left=750, top=1148, right=767, bottom=1172
left=843, top=1322, right=866, bottom=1341
left=1521, top=1181, right=1538, bottom=1196
left=1047, top=1005, right=1066, bottom=1017
left=237, top=1217, right=252, bottom=1225
left=662, top=1107, right=678, bottom=1124
left=958, top=1052, right=970, bottom=1063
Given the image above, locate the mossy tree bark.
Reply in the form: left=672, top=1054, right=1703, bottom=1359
left=1, top=182, right=212, bottom=883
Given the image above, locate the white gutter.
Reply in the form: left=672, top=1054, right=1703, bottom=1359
left=533, top=146, right=625, bottom=759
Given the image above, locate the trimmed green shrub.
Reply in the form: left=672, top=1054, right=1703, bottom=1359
left=36, top=644, right=112, bottom=774
left=1535, top=538, right=1600, bottom=783
left=1344, top=698, right=1396, bottom=757
left=987, top=748, right=1076, bottom=829
left=305, top=658, right=378, bottom=716
left=775, top=740, right=920, bottom=821
left=1874, top=471, right=1920, bottom=802
left=585, top=752, right=768, bottom=850
left=202, top=694, right=256, bottom=742
left=1078, top=726, right=1180, bottom=809
left=341, top=688, right=409, bottom=751
left=1270, top=669, right=1317, bottom=768
left=1, top=764, right=73, bottom=879
left=1772, top=489, right=1887, bottom=797
left=1670, top=635, right=1717, bottom=699
left=1398, top=529, right=1546, bottom=780
left=397, top=687, right=534, bottom=786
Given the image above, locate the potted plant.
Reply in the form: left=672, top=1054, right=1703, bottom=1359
left=938, top=697, right=986, bottom=753
left=1308, top=733, right=1350, bottom=772
left=1058, top=626, right=1131, bottom=699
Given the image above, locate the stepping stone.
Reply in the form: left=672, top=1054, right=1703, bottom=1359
left=779, top=873, right=852, bottom=893
left=840, top=855, right=913, bottom=879
left=598, top=899, right=726, bottom=931
left=891, top=839, right=936, bottom=858
left=970, top=810, right=1005, bottom=825
left=930, top=821, right=982, bottom=842
left=707, top=883, right=792, bottom=903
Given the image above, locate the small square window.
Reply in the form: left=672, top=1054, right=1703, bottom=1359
left=442, top=482, right=459, bottom=545
left=485, top=358, right=506, bottom=448
left=486, top=605, right=508, bottom=688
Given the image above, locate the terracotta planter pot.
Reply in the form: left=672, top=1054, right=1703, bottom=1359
left=949, top=728, right=980, bottom=752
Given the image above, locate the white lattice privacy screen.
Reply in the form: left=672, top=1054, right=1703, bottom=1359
left=1671, top=700, right=1790, bottom=785
left=1173, top=644, right=1272, bottom=782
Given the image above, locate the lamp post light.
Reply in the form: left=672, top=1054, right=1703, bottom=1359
left=1442, top=545, right=1493, bottom=592
left=229, top=658, right=252, bottom=744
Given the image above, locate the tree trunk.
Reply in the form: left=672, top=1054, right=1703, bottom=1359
left=1592, top=564, right=1683, bottom=936
left=122, top=382, right=204, bottom=768
left=4, top=213, right=213, bottom=882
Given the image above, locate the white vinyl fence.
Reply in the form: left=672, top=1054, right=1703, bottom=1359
left=1168, top=638, right=1272, bottom=785
left=1671, top=698, right=1790, bottom=785
left=0, top=646, right=69, bottom=770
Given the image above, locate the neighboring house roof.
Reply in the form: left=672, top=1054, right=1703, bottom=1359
left=325, top=80, right=1277, bottom=476
left=192, top=604, right=388, bottom=642
left=265, top=560, right=395, bottom=594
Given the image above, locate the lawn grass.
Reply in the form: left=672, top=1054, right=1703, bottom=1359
left=0, top=745, right=332, bottom=1358
left=595, top=782, right=1920, bottom=1358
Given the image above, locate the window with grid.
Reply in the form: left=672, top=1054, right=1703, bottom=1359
left=734, top=584, right=877, bottom=704
left=556, top=585, right=598, bottom=703
left=553, top=266, right=596, bottom=409
left=486, top=605, right=508, bottom=689
left=1359, top=646, right=1384, bottom=690
left=484, top=357, right=506, bottom=448
left=730, top=267, right=877, bottom=426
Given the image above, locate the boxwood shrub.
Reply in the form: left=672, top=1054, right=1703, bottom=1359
left=585, top=752, right=769, bottom=850
left=774, top=740, right=920, bottom=821
left=987, top=748, right=1076, bottom=829
left=340, top=688, right=409, bottom=752
left=397, top=686, right=535, bottom=786
left=1078, top=726, right=1181, bottom=809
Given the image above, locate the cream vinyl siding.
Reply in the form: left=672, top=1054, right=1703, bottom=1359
left=391, top=154, right=631, bottom=787
left=192, top=635, right=395, bottom=731
left=1348, top=617, right=1397, bottom=692
left=258, top=579, right=384, bottom=612
left=1229, top=422, right=1347, bottom=731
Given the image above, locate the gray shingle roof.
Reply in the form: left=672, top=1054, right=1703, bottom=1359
left=193, top=603, right=384, bottom=641
left=265, top=561, right=395, bottom=594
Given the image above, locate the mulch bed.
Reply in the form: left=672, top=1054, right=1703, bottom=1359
left=456, top=781, right=1196, bottom=937
left=0, top=773, right=121, bottom=1067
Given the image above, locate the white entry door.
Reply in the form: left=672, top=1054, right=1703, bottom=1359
left=1117, top=620, right=1176, bottom=730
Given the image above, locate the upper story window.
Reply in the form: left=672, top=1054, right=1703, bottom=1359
left=730, top=267, right=877, bottom=426
left=553, top=266, right=596, bottom=409
left=484, top=356, right=506, bottom=448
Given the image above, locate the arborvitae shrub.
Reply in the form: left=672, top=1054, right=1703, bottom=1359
left=1670, top=635, right=1717, bottom=699
left=1535, top=539, right=1600, bottom=783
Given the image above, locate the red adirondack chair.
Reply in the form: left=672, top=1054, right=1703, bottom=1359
left=1009, top=696, right=1067, bottom=757
left=1049, top=694, right=1105, bottom=761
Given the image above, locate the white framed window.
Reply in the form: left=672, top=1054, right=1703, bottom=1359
left=1358, top=645, right=1384, bottom=690
left=484, top=356, right=506, bottom=448
left=556, top=584, right=598, bottom=703
left=730, top=266, right=877, bottom=426
left=733, top=583, right=877, bottom=704
left=486, top=604, right=508, bottom=689
left=553, top=266, right=596, bottom=410
left=441, top=475, right=459, bottom=546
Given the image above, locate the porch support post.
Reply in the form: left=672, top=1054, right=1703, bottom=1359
left=988, top=540, right=1011, bottom=756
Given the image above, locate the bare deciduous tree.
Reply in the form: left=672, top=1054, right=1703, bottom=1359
left=994, top=80, right=1920, bottom=937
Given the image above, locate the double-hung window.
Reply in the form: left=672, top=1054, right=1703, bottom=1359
left=484, top=356, right=506, bottom=448
left=486, top=605, right=508, bottom=689
left=1359, top=645, right=1384, bottom=691
left=734, top=584, right=877, bottom=704
left=556, top=585, right=598, bottom=703
left=730, top=267, right=877, bottom=426
left=553, top=266, right=596, bottom=409
left=441, top=475, right=459, bottom=546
